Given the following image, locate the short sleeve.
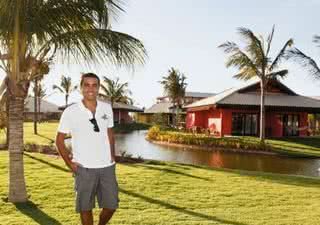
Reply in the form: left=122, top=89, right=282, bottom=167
left=107, top=104, right=114, bottom=128
left=57, top=109, right=71, bottom=134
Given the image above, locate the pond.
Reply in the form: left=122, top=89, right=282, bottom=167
left=115, top=130, right=320, bottom=177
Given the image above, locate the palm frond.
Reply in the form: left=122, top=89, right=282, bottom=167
left=269, top=38, right=293, bottom=71
left=266, top=25, right=275, bottom=57
left=237, top=27, right=265, bottom=66
left=286, top=47, right=320, bottom=79
left=266, top=69, right=288, bottom=80
left=313, top=35, right=320, bottom=48
left=218, top=41, right=239, bottom=54
left=52, top=85, right=64, bottom=93
left=43, top=29, right=147, bottom=68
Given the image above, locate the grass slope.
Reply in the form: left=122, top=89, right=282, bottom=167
left=0, top=152, right=320, bottom=225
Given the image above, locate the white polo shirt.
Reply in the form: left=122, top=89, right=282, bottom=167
left=57, top=100, right=114, bottom=168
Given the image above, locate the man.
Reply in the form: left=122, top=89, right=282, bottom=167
left=55, top=73, right=119, bottom=225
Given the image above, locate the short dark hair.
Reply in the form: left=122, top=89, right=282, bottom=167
left=80, top=73, right=100, bottom=86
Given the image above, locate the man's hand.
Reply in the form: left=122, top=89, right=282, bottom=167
left=70, top=161, right=82, bottom=173
left=111, top=154, right=116, bottom=163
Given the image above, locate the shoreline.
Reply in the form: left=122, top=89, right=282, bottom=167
left=146, top=137, right=280, bottom=156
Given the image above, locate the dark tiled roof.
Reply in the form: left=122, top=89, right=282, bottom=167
left=144, top=102, right=174, bottom=113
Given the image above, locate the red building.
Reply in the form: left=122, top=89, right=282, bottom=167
left=185, top=79, right=320, bottom=137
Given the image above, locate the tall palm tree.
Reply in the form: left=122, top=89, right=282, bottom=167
left=53, top=75, right=78, bottom=107
left=32, top=60, right=50, bottom=134
left=100, top=76, right=133, bottom=106
left=159, top=67, right=187, bottom=127
left=219, top=26, right=293, bottom=142
left=33, top=81, right=46, bottom=119
left=286, top=35, right=320, bottom=79
left=0, top=0, right=147, bottom=202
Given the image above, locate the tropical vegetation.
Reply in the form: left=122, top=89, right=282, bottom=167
left=219, top=26, right=294, bottom=143
left=159, top=67, right=187, bottom=127
left=147, top=125, right=320, bottom=157
left=99, top=76, right=133, bottom=106
left=52, top=75, right=78, bottom=107
left=0, top=0, right=146, bottom=203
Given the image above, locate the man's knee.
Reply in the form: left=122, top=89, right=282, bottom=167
left=102, top=208, right=116, bottom=214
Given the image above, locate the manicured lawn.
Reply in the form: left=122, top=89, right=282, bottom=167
left=237, top=136, right=320, bottom=157
left=0, top=122, right=58, bottom=146
left=0, top=152, right=319, bottom=224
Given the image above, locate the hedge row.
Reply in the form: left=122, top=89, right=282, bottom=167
left=147, top=126, right=271, bottom=151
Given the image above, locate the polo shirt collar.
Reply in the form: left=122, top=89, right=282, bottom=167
left=79, top=100, right=100, bottom=119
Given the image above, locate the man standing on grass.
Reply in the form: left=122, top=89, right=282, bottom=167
left=55, top=73, right=119, bottom=225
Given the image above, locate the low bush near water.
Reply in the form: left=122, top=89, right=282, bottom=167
left=147, top=125, right=269, bottom=151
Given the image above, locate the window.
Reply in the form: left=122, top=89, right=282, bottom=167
left=232, top=113, right=258, bottom=136
left=283, top=114, right=299, bottom=136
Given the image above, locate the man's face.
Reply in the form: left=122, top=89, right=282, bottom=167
left=81, top=77, right=100, bottom=101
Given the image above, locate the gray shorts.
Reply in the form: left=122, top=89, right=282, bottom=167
left=74, top=164, right=119, bottom=213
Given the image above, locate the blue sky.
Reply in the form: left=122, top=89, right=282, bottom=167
left=27, top=0, right=320, bottom=108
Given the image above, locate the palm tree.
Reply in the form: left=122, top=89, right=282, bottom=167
left=159, top=67, right=187, bottom=127
left=32, top=60, right=50, bottom=134
left=0, top=0, right=146, bottom=202
left=100, top=76, right=133, bottom=106
left=53, top=75, right=78, bottom=107
left=286, top=35, right=320, bottom=79
left=100, top=76, right=133, bottom=124
left=33, top=81, right=46, bottom=120
left=219, top=26, right=293, bottom=142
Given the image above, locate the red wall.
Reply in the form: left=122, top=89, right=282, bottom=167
left=187, top=108, right=309, bottom=137
left=186, top=109, right=222, bottom=135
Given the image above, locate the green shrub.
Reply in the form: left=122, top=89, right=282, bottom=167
left=147, top=126, right=272, bottom=152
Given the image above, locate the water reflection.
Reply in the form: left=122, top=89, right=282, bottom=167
left=115, top=130, right=320, bottom=177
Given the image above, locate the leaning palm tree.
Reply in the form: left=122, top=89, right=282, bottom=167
left=286, top=35, right=320, bottom=79
left=159, top=67, right=187, bottom=127
left=100, top=76, right=133, bottom=106
left=53, top=75, right=78, bottom=107
left=0, top=0, right=146, bottom=202
left=219, top=26, right=293, bottom=143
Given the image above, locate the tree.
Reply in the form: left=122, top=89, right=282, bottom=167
left=0, top=0, right=146, bottom=203
left=53, top=75, right=77, bottom=107
left=159, top=67, right=187, bottom=127
left=100, top=76, right=133, bottom=106
left=219, top=26, right=293, bottom=142
left=32, top=60, right=50, bottom=134
left=33, top=81, right=47, bottom=119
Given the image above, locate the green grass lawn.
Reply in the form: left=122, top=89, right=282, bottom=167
left=0, top=152, right=319, bottom=225
left=237, top=136, right=320, bottom=157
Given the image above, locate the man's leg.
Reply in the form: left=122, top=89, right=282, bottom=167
left=98, top=208, right=116, bottom=225
left=97, top=165, right=119, bottom=225
left=75, top=167, right=98, bottom=225
left=80, top=210, right=94, bottom=225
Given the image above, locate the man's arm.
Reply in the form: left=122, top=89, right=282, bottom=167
left=107, top=128, right=116, bottom=163
left=55, top=132, right=78, bottom=173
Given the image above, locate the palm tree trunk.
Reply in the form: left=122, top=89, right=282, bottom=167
left=8, top=96, right=27, bottom=202
left=65, top=94, right=68, bottom=107
left=5, top=97, right=9, bottom=147
left=260, top=80, right=266, bottom=143
left=34, top=78, right=38, bottom=134
left=38, top=97, right=41, bottom=122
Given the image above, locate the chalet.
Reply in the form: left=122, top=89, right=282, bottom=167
left=138, top=92, right=215, bottom=125
left=185, top=79, right=320, bottom=137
